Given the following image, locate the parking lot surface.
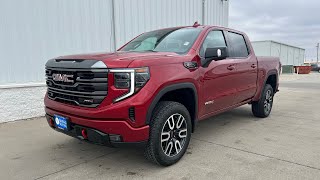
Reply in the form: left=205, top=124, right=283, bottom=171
left=1, top=73, right=320, bottom=180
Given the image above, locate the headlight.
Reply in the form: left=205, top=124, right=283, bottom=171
left=110, top=67, right=150, bottom=102
left=134, top=67, right=150, bottom=89
left=114, top=72, right=130, bottom=89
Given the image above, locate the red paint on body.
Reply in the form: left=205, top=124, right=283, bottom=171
left=44, top=25, right=280, bottom=143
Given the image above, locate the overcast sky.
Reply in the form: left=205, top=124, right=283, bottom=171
left=229, top=0, right=320, bottom=61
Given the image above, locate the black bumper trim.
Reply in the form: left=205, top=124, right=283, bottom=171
left=45, top=114, right=147, bottom=148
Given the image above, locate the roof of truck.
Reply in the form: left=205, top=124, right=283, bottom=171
left=155, top=24, right=246, bottom=35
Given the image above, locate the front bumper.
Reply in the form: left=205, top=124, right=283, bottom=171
left=45, top=107, right=150, bottom=145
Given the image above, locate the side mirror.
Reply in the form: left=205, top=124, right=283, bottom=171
left=202, top=47, right=228, bottom=67
left=205, top=47, right=228, bottom=61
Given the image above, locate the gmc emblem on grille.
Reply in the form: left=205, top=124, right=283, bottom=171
left=52, top=74, right=74, bottom=83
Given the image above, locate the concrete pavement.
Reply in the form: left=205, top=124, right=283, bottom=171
left=1, top=73, right=320, bottom=180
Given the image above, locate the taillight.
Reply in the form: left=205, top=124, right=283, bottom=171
left=110, top=67, right=150, bottom=102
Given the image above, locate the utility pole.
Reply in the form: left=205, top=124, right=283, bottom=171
left=317, top=43, right=319, bottom=63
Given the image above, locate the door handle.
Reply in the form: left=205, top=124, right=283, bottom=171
left=227, top=65, right=235, bottom=71
left=251, top=64, right=257, bottom=68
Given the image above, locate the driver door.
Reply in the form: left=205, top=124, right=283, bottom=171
left=199, top=30, right=238, bottom=116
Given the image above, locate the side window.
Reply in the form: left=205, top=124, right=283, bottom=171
left=199, top=31, right=227, bottom=57
left=227, top=32, right=249, bottom=57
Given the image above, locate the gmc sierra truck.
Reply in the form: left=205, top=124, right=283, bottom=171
left=45, top=24, right=280, bottom=166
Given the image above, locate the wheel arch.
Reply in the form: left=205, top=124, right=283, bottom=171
left=146, top=82, right=198, bottom=132
left=265, top=72, right=278, bottom=93
left=254, top=69, right=279, bottom=102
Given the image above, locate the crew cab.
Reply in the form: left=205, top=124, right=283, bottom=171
left=45, top=24, right=280, bottom=166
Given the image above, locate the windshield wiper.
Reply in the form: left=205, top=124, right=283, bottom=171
left=144, top=50, right=158, bottom=52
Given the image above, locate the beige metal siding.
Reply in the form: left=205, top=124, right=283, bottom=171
left=280, top=45, right=289, bottom=65
left=0, top=0, right=229, bottom=85
left=205, top=0, right=229, bottom=27
left=114, top=0, right=228, bottom=49
left=0, top=0, right=114, bottom=85
left=271, top=42, right=281, bottom=57
left=252, top=41, right=305, bottom=66
left=251, top=41, right=271, bottom=57
left=113, top=0, right=204, bottom=48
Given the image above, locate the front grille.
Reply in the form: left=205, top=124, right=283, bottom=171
left=46, top=67, right=108, bottom=107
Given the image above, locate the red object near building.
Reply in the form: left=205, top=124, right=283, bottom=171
left=294, top=66, right=312, bottom=74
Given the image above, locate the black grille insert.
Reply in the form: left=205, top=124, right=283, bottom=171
left=46, top=67, right=108, bottom=107
left=129, top=107, right=135, bottom=121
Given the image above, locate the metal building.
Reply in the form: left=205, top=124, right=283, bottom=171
left=0, top=0, right=229, bottom=122
left=252, top=40, right=305, bottom=66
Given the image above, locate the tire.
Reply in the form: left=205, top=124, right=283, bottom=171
left=144, top=101, right=192, bottom=166
left=252, top=84, right=274, bottom=118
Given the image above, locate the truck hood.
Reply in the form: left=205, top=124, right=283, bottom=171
left=56, top=51, right=180, bottom=68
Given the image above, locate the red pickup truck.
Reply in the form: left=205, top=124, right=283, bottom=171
left=45, top=24, right=280, bottom=166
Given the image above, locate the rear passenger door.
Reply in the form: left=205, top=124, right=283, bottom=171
left=226, top=31, right=258, bottom=104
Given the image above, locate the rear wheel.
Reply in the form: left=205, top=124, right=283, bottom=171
left=144, top=101, right=192, bottom=166
left=252, top=84, right=274, bottom=118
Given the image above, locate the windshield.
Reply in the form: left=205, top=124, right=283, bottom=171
left=120, top=28, right=202, bottom=54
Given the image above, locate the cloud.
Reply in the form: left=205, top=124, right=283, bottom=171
left=229, top=0, right=320, bottom=61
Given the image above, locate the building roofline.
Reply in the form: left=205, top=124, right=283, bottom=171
left=252, top=40, right=305, bottom=50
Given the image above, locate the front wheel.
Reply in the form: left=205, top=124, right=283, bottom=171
left=252, top=84, right=274, bottom=118
left=144, top=101, right=192, bottom=166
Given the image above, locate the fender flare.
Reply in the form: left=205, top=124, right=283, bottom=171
left=264, top=69, right=279, bottom=89
left=255, top=69, right=279, bottom=101
left=145, top=82, right=198, bottom=129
